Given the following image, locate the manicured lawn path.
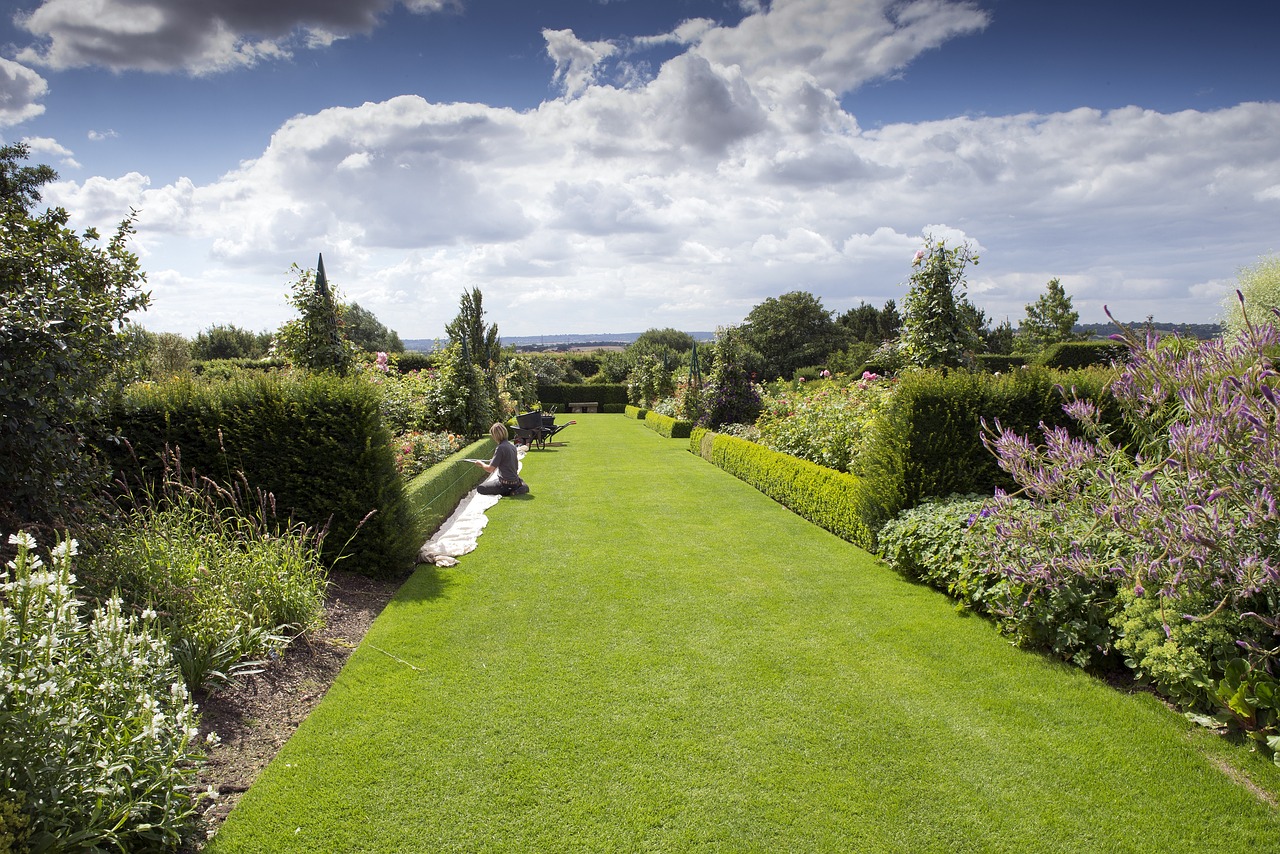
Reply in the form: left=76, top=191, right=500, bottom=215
left=209, top=415, right=1280, bottom=852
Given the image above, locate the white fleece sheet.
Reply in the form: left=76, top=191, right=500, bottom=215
left=415, top=446, right=524, bottom=567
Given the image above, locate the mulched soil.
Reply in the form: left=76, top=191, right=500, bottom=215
left=185, top=569, right=404, bottom=849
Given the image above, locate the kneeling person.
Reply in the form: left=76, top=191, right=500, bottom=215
left=474, top=423, right=530, bottom=496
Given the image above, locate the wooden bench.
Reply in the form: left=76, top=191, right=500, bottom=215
left=567, top=401, right=598, bottom=413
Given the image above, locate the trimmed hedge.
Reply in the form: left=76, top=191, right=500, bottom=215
left=624, top=405, right=649, bottom=419
left=190, top=357, right=289, bottom=377
left=972, top=354, right=1028, bottom=373
left=538, top=383, right=629, bottom=407
left=689, top=428, right=876, bottom=551
left=395, top=352, right=437, bottom=373
left=403, top=436, right=496, bottom=545
left=105, top=373, right=417, bottom=579
left=1033, top=340, right=1126, bottom=370
left=857, top=367, right=1118, bottom=528
left=602, top=404, right=627, bottom=414
left=644, top=411, right=693, bottom=439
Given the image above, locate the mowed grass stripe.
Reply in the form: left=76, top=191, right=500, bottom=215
left=209, top=415, right=1280, bottom=853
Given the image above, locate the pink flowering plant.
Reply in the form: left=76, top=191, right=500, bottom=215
left=394, top=430, right=467, bottom=478
left=970, top=299, right=1280, bottom=753
left=755, top=372, right=897, bottom=473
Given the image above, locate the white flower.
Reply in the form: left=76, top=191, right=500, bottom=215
left=50, top=539, right=79, bottom=559
left=8, top=531, right=36, bottom=549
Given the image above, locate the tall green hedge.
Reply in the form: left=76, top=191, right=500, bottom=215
left=105, top=374, right=417, bottom=579
left=1033, top=340, right=1126, bottom=370
left=857, top=367, right=1117, bottom=528
left=689, top=428, right=876, bottom=551
left=972, top=354, right=1028, bottom=373
left=538, top=384, right=628, bottom=407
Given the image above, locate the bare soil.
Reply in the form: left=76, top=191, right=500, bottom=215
left=186, top=569, right=403, bottom=848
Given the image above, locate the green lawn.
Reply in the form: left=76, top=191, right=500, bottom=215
left=208, top=415, right=1280, bottom=852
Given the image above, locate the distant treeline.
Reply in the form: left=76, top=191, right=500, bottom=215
left=1074, top=321, right=1222, bottom=340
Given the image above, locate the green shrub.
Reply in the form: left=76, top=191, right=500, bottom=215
left=876, top=494, right=988, bottom=591
left=84, top=473, right=329, bottom=690
left=538, top=384, right=628, bottom=407
left=404, top=436, right=496, bottom=543
left=693, top=432, right=876, bottom=550
left=601, top=403, right=627, bottom=414
left=106, top=372, right=416, bottom=579
left=625, top=405, right=649, bottom=419
left=1112, top=586, right=1269, bottom=712
left=644, top=411, right=693, bottom=439
left=0, top=532, right=210, bottom=850
left=1033, top=340, right=1125, bottom=370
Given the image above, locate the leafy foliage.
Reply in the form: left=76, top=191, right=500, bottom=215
left=877, top=494, right=989, bottom=591
left=898, top=237, right=981, bottom=369
left=974, top=317, right=1280, bottom=746
left=1221, top=254, right=1280, bottom=338
left=85, top=470, right=329, bottom=690
left=107, top=372, right=417, bottom=578
left=741, top=290, right=851, bottom=380
left=0, top=143, right=150, bottom=535
left=191, top=324, right=272, bottom=361
left=701, top=326, right=762, bottom=428
left=445, top=288, right=500, bottom=430
left=274, top=258, right=355, bottom=375
left=1016, top=277, right=1081, bottom=354
left=343, top=302, right=404, bottom=353
left=837, top=300, right=901, bottom=344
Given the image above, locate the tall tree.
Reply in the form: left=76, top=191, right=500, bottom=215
left=898, top=237, right=981, bottom=369
left=742, top=290, right=851, bottom=380
left=631, top=327, right=696, bottom=354
left=838, top=300, right=901, bottom=344
left=0, top=143, right=150, bottom=534
left=1016, top=277, right=1080, bottom=354
left=344, top=302, right=405, bottom=353
left=445, top=287, right=500, bottom=423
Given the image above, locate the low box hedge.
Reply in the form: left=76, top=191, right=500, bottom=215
left=404, top=436, right=496, bottom=544
left=105, top=373, right=418, bottom=579
left=602, top=404, right=627, bottom=414
left=625, top=405, right=649, bottom=419
left=689, top=428, right=876, bottom=551
left=644, top=411, right=693, bottom=439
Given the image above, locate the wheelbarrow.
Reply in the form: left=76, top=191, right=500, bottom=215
left=512, top=411, right=575, bottom=450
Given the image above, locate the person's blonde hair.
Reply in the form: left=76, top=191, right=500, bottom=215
left=490, top=423, right=508, bottom=443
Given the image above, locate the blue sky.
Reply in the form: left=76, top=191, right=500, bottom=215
left=2, top=0, right=1277, bottom=339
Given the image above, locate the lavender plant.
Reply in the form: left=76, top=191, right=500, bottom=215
left=972, top=298, right=1280, bottom=752
left=0, top=532, right=212, bottom=849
